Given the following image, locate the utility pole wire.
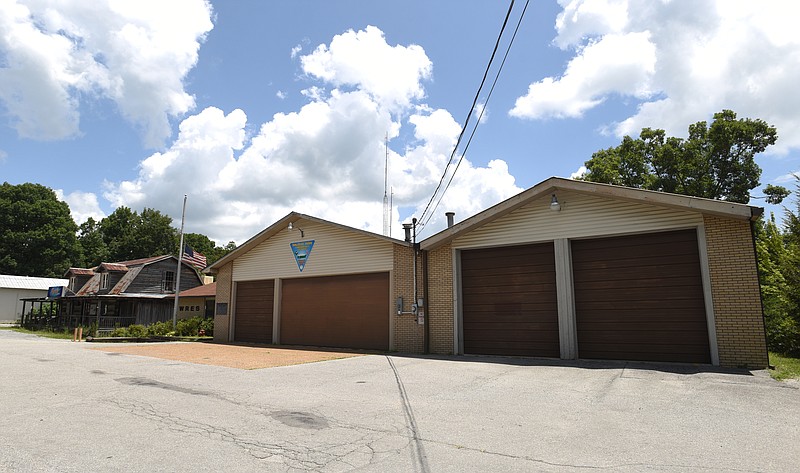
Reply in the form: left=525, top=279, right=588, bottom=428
left=417, top=0, right=520, bottom=228
left=419, top=0, right=530, bottom=232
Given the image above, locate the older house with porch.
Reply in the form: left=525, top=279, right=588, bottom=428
left=57, top=256, right=203, bottom=333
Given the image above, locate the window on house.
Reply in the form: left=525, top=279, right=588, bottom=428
left=162, top=271, right=176, bottom=292
left=100, top=273, right=109, bottom=290
left=69, top=277, right=75, bottom=291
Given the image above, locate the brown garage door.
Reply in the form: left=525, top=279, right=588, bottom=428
left=572, top=229, right=710, bottom=363
left=281, top=272, right=389, bottom=350
left=461, top=243, right=560, bottom=357
left=234, top=279, right=274, bottom=344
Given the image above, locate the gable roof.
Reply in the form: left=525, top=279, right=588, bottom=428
left=205, top=211, right=405, bottom=273
left=421, top=177, right=763, bottom=250
left=177, top=282, right=216, bottom=298
left=70, top=255, right=201, bottom=296
left=98, top=263, right=128, bottom=272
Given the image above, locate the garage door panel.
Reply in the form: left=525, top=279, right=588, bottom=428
left=572, top=241, right=700, bottom=261
left=576, top=327, right=710, bottom=343
left=464, top=323, right=558, bottom=342
left=463, top=302, right=559, bottom=314
left=462, top=262, right=557, bottom=278
left=234, top=279, right=274, bottom=344
left=573, top=229, right=710, bottom=364
left=573, top=230, right=698, bottom=251
left=573, top=255, right=700, bottom=274
left=281, top=272, right=389, bottom=351
left=572, top=275, right=703, bottom=289
left=576, top=286, right=705, bottom=302
left=463, top=290, right=557, bottom=304
left=468, top=340, right=560, bottom=357
left=578, top=348, right=709, bottom=364
left=461, top=242, right=560, bottom=358
left=463, top=272, right=557, bottom=287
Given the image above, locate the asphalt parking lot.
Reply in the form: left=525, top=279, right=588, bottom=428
left=1, top=330, right=798, bottom=472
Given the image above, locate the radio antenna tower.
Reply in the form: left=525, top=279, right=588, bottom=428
left=382, top=133, right=390, bottom=236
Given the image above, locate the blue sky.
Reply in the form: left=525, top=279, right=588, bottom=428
left=1, top=0, right=798, bottom=244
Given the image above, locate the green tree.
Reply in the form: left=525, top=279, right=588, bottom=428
left=583, top=110, right=785, bottom=203
left=184, top=233, right=237, bottom=265
left=131, top=208, right=177, bottom=258
left=100, top=206, right=139, bottom=262
left=756, top=215, right=799, bottom=354
left=97, top=207, right=178, bottom=262
left=77, top=217, right=108, bottom=267
left=0, top=182, right=81, bottom=277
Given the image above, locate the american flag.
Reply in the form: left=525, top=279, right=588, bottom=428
left=182, top=245, right=207, bottom=268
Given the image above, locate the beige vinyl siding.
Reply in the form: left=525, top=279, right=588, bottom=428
left=452, top=190, right=703, bottom=249
left=233, top=220, right=394, bottom=281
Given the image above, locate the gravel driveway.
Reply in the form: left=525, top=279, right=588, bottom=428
left=90, top=341, right=365, bottom=369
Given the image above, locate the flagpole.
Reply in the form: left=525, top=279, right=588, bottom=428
left=172, top=194, right=187, bottom=326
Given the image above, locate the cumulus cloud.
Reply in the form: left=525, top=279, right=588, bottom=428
left=301, top=25, right=432, bottom=112
left=570, top=166, right=587, bottom=179
left=0, top=0, right=213, bottom=147
left=104, top=27, right=520, bottom=244
left=55, top=189, right=105, bottom=224
left=511, top=0, right=800, bottom=153
left=510, top=31, right=656, bottom=119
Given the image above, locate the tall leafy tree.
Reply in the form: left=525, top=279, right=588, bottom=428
left=96, top=207, right=177, bottom=262
left=132, top=208, right=177, bottom=258
left=583, top=110, right=784, bottom=203
left=100, top=206, right=139, bottom=262
left=756, top=215, right=799, bottom=354
left=184, top=233, right=237, bottom=265
left=0, top=182, right=80, bottom=277
left=77, top=217, right=108, bottom=267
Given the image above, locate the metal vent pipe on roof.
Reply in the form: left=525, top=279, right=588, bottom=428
left=445, top=212, right=455, bottom=228
left=402, top=223, right=412, bottom=242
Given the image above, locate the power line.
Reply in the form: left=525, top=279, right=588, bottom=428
left=419, top=0, right=530, bottom=231
left=417, top=0, right=529, bottom=231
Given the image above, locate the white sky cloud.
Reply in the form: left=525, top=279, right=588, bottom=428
left=0, top=0, right=213, bottom=147
left=103, top=26, right=519, bottom=244
left=55, top=189, right=105, bottom=224
left=511, top=0, right=800, bottom=154
left=300, top=25, right=432, bottom=113
left=570, top=165, right=587, bottom=180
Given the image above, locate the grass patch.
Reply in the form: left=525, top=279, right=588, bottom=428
left=8, top=327, right=75, bottom=339
left=769, top=352, right=800, bottom=381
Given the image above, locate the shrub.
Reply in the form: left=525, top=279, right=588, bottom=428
left=199, top=317, right=214, bottom=336
left=147, top=321, right=174, bottom=337
left=175, top=317, right=201, bottom=337
left=766, top=312, right=800, bottom=356
left=109, top=327, right=129, bottom=337
left=126, top=324, right=147, bottom=338
left=82, top=322, right=98, bottom=338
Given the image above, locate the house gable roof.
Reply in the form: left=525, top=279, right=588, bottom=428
left=206, top=211, right=406, bottom=273
left=421, top=177, right=762, bottom=250
left=71, top=255, right=200, bottom=296
left=177, top=282, right=216, bottom=298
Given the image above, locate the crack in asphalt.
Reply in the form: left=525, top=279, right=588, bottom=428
left=385, top=355, right=430, bottom=473
left=106, top=397, right=401, bottom=471
left=104, top=391, right=766, bottom=473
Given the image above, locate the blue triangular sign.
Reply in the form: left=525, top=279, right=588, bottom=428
left=290, top=240, right=315, bottom=272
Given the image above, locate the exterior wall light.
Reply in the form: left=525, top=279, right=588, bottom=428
left=288, top=221, right=304, bottom=238
left=550, top=194, right=561, bottom=212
